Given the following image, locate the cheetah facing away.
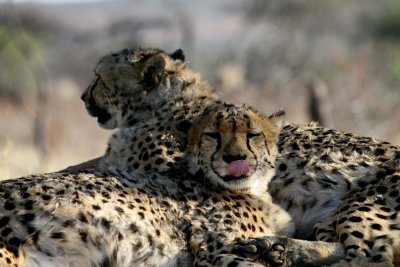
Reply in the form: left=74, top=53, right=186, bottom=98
left=79, top=47, right=400, bottom=266
left=79, top=47, right=221, bottom=175
left=0, top=103, right=347, bottom=267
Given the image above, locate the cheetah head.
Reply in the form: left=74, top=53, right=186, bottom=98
left=186, top=103, right=285, bottom=193
left=81, top=47, right=185, bottom=129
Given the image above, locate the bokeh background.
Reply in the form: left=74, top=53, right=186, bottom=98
left=1, top=0, right=400, bottom=179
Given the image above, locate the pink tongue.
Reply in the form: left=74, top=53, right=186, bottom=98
left=226, top=160, right=250, bottom=177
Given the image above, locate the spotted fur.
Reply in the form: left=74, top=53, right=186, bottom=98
left=270, top=123, right=400, bottom=265
left=0, top=105, right=347, bottom=267
left=80, top=47, right=400, bottom=266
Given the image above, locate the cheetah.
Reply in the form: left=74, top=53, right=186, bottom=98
left=269, top=123, right=400, bottom=265
left=79, top=47, right=221, bottom=175
left=0, top=103, right=347, bottom=267
left=78, top=47, right=400, bottom=266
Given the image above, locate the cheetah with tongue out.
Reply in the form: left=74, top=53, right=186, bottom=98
left=79, top=47, right=400, bottom=266
left=0, top=103, right=348, bottom=267
left=0, top=48, right=348, bottom=267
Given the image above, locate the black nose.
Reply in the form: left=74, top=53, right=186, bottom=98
left=223, top=154, right=246, bottom=163
left=80, top=91, right=86, bottom=101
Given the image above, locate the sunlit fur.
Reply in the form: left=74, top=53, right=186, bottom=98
left=81, top=48, right=187, bottom=129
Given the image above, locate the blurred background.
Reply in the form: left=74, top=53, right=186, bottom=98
left=1, top=0, right=400, bottom=179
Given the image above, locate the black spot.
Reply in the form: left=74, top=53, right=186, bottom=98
left=79, top=213, right=89, bottom=223
left=4, top=202, right=15, bottom=210
left=364, top=239, right=374, bottom=249
left=376, top=214, right=387, bottom=220
left=115, top=207, right=124, bottom=214
left=339, top=205, right=350, bottom=213
left=8, top=237, right=20, bottom=247
left=41, top=195, right=52, bottom=201
left=20, top=213, right=35, bottom=223
left=92, top=205, right=101, bottom=210
left=351, top=231, right=364, bottom=239
left=376, top=171, right=387, bottom=180
left=371, top=223, right=382, bottom=231
left=358, top=206, right=371, bottom=212
left=356, top=196, right=366, bottom=202
left=380, top=207, right=391, bottom=212
left=374, top=148, right=385, bottom=156
left=278, top=163, right=287, bottom=172
left=101, top=218, right=111, bottom=230
left=227, top=262, right=239, bottom=267
left=375, top=199, right=386, bottom=206
left=138, top=212, right=145, bottom=220
left=155, top=158, right=164, bottom=165
left=378, top=246, right=386, bottom=252
left=56, top=189, right=66, bottom=195
left=389, top=224, right=400, bottom=230
left=0, top=217, right=10, bottom=228
left=144, top=164, right=152, bottom=172
left=51, top=232, right=65, bottom=239
left=372, top=255, right=382, bottom=262
left=339, top=233, right=349, bottom=243
left=390, top=175, right=400, bottom=184
left=375, top=186, right=387, bottom=194
left=283, top=178, right=294, bottom=186
left=337, top=217, right=347, bottom=224
left=291, top=143, right=300, bottom=150
left=1, top=228, right=12, bottom=237
left=389, top=190, right=399, bottom=198
left=348, top=216, right=362, bottom=223
left=130, top=223, right=139, bottom=233
left=303, top=143, right=312, bottom=149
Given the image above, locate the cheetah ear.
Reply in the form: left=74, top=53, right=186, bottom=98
left=169, top=49, right=185, bottom=61
left=142, top=55, right=166, bottom=90
left=268, top=109, right=285, bottom=134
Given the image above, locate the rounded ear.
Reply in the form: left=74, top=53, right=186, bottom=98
left=268, top=109, right=285, bottom=133
left=169, top=49, right=185, bottom=61
left=142, top=55, right=166, bottom=90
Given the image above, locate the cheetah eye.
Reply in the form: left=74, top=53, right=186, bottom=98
left=204, top=132, right=221, bottom=140
left=247, top=132, right=261, bottom=139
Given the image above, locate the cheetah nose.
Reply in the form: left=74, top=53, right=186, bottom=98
left=81, top=90, right=88, bottom=101
left=226, top=160, right=250, bottom=177
left=223, top=154, right=246, bottom=163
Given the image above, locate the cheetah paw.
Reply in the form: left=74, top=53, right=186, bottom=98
left=233, top=238, right=286, bottom=266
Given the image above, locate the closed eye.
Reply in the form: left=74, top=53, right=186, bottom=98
left=247, top=132, right=262, bottom=139
left=204, top=132, right=220, bottom=140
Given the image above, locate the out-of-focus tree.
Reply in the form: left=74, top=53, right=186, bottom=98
left=0, top=4, right=55, bottom=156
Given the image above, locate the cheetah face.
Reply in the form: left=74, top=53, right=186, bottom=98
left=81, top=48, right=185, bottom=129
left=186, top=103, right=285, bottom=193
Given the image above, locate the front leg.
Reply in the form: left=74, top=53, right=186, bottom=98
left=195, top=250, right=267, bottom=267
left=194, top=236, right=345, bottom=267
left=193, top=237, right=271, bottom=267
left=231, top=236, right=346, bottom=267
